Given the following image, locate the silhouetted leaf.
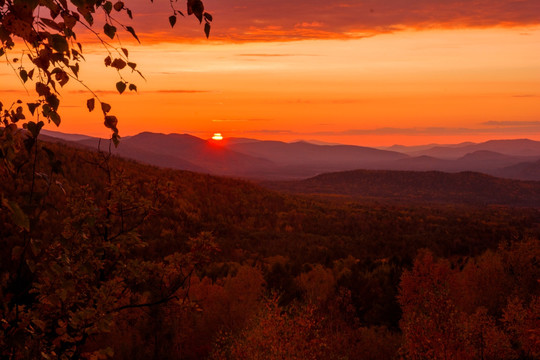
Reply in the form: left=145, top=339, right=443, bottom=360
left=41, top=18, right=61, bottom=31
left=14, top=106, right=25, bottom=121
left=26, top=120, right=44, bottom=138
left=103, top=1, right=113, bottom=14
left=19, top=69, right=28, bottom=83
left=169, top=15, right=177, bottom=28
left=188, top=0, right=204, bottom=22
left=116, top=81, right=126, bottom=94
left=101, top=102, right=112, bottom=114
left=128, top=84, right=137, bottom=92
left=27, top=102, right=39, bottom=116
left=87, top=98, right=95, bottom=112
left=204, top=23, right=210, bottom=38
left=104, top=23, right=117, bottom=39
left=63, top=14, right=77, bottom=29
left=121, top=48, right=128, bottom=57
left=111, top=58, right=126, bottom=69
left=112, top=132, right=120, bottom=147
left=50, top=34, right=69, bottom=53
left=126, top=26, right=140, bottom=43
left=36, top=82, right=50, bottom=96
left=113, top=1, right=124, bottom=11
left=46, top=94, right=60, bottom=111
left=104, top=115, right=118, bottom=129
left=70, top=63, right=80, bottom=77
left=49, top=110, right=61, bottom=126
left=83, top=12, right=94, bottom=25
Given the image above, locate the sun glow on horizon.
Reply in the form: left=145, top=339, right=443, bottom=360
left=212, top=133, right=223, bottom=141
left=1, top=23, right=539, bottom=147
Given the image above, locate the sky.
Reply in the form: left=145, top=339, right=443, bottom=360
left=1, top=0, right=540, bottom=146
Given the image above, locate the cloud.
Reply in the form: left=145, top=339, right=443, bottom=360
left=212, top=119, right=248, bottom=122
left=69, top=90, right=121, bottom=95
left=481, top=121, right=540, bottom=127
left=244, top=124, right=540, bottom=137
left=68, top=89, right=210, bottom=95
left=122, top=0, right=540, bottom=42
left=154, top=89, right=211, bottom=94
left=280, top=98, right=367, bottom=105
left=511, top=94, right=539, bottom=98
left=312, top=124, right=540, bottom=136
left=236, top=53, right=317, bottom=57
left=0, top=89, right=29, bottom=94
left=243, top=129, right=294, bottom=134
left=212, top=118, right=272, bottom=122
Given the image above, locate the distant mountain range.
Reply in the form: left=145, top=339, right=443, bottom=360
left=40, top=130, right=540, bottom=181
left=263, top=169, right=540, bottom=207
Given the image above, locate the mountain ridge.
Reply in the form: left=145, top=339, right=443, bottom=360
left=41, top=130, right=540, bottom=181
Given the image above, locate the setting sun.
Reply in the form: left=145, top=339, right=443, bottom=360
left=212, top=133, right=223, bottom=141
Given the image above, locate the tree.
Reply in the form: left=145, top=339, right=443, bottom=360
left=0, top=0, right=212, bottom=144
left=0, top=2, right=215, bottom=358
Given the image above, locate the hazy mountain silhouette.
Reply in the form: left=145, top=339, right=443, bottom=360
left=493, top=159, right=540, bottom=181
left=226, top=139, right=408, bottom=170
left=383, top=142, right=475, bottom=154
left=41, top=129, right=95, bottom=142
left=41, top=130, right=540, bottom=180
left=409, top=139, right=540, bottom=159
left=263, top=169, right=540, bottom=207
left=389, top=151, right=540, bottom=176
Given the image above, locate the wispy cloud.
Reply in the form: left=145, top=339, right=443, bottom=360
left=154, top=89, right=211, bottom=93
left=243, top=129, right=294, bottom=134
left=68, top=89, right=210, bottom=95
left=69, top=90, right=121, bottom=95
left=313, top=125, right=540, bottom=136
left=511, top=94, right=539, bottom=98
left=481, top=121, right=540, bottom=127
left=212, top=118, right=272, bottom=122
left=244, top=124, right=540, bottom=137
left=237, top=53, right=318, bottom=57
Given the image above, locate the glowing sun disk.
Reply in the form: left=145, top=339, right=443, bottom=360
left=212, top=133, right=223, bottom=141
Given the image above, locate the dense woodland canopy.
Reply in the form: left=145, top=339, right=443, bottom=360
left=1, top=140, right=539, bottom=358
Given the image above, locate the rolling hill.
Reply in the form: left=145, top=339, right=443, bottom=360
left=263, top=169, right=540, bottom=207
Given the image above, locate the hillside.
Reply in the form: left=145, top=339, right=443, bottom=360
left=3, top=138, right=540, bottom=359
left=263, top=169, right=540, bottom=207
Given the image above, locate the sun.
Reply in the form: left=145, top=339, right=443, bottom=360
left=212, top=132, right=223, bottom=141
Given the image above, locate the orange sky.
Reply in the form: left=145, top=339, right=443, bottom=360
left=1, top=0, right=539, bottom=146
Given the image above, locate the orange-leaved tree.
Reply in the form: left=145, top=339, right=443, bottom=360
left=0, top=1, right=215, bottom=358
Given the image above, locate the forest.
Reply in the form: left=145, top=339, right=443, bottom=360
left=1, top=138, right=539, bottom=359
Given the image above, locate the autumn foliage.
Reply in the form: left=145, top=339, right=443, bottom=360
left=0, top=135, right=538, bottom=358
left=399, top=240, right=540, bottom=359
